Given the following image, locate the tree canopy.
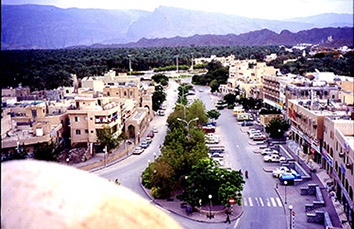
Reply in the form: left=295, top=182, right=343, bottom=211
left=96, top=125, right=120, bottom=152
left=265, top=116, right=290, bottom=139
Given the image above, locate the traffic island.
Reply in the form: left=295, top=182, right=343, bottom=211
left=140, top=180, right=243, bottom=223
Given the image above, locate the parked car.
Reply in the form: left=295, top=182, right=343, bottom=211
left=147, top=131, right=155, bottom=138
left=213, top=157, right=224, bottom=166
left=249, top=132, right=262, bottom=138
left=152, top=126, right=158, bottom=133
left=272, top=166, right=297, bottom=177
left=279, top=173, right=301, bottom=182
left=242, top=121, right=253, bottom=126
left=126, top=140, right=133, bottom=145
left=253, top=134, right=267, bottom=141
left=212, top=153, right=223, bottom=158
left=158, top=110, right=165, bottom=116
left=263, top=154, right=286, bottom=163
left=140, top=141, right=149, bottom=148
left=145, top=137, right=152, bottom=144
left=205, top=135, right=219, bottom=144
left=210, top=150, right=223, bottom=154
left=133, top=147, right=144, bottom=155
left=261, top=148, right=279, bottom=155
left=248, top=129, right=261, bottom=135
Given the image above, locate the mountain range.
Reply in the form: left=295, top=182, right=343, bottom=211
left=1, top=4, right=353, bottom=50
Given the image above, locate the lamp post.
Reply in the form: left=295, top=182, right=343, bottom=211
left=289, top=205, right=293, bottom=229
left=284, top=181, right=288, bottom=204
left=176, top=55, right=179, bottom=73
left=208, top=194, right=212, bottom=219
left=199, top=199, right=202, bottom=216
left=103, top=145, right=107, bottom=167
left=128, top=55, right=132, bottom=75
left=191, top=53, right=194, bottom=71
left=177, top=117, right=199, bottom=131
left=176, top=103, right=186, bottom=120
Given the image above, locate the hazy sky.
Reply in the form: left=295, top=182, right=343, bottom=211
left=3, top=0, right=353, bottom=20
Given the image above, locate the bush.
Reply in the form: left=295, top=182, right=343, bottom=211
left=228, top=104, right=235, bottom=109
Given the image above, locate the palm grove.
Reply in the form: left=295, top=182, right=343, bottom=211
left=142, top=87, right=245, bottom=210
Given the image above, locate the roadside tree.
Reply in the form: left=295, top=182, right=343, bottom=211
left=265, top=116, right=290, bottom=139
left=97, top=125, right=120, bottom=152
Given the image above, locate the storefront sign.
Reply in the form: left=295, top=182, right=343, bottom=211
left=321, top=147, right=333, bottom=167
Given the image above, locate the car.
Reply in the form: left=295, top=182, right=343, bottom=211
left=158, top=110, right=165, bottom=116
left=145, top=137, right=152, bottom=143
left=263, top=154, right=286, bottom=163
left=126, top=140, right=133, bottom=145
left=213, top=157, right=224, bottom=166
left=140, top=141, right=149, bottom=148
left=253, top=134, right=267, bottom=141
left=152, top=127, right=158, bottom=133
left=133, top=147, right=144, bottom=155
left=147, top=131, right=155, bottom=138
left=210, top=150, right=223, bottom=154
left=199, top=89, right=203, bottom=92
left=205, top=135, right=219, bottom=144
left=279, top=173, right=301, bottom=183
left=242, top=121, right=253, bottom=126
left=261, top=148, right=279, bottom=155
left=249, top=132, right=262, bottom=138
left=212, top=153, right=223, bottom=158
left=247, top=129, right=260, bottom=135
left=160, top=105, right=167, bottom=110
left=272, top=166, right=297, bottom=177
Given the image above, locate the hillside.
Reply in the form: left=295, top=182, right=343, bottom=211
left=77, top=27, right=353, bottom=48
left=1, top=4, right=353, bottom=49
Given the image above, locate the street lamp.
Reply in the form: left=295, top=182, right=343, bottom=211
left=128, top=55, right=132, bottom=75
left=284, top=181, right=288, bottom=204
left=208, top=194, right=212, bottom=219
left=147, top=159, right=151, bottom=166
left=176, top=103, right=186, bottom=120
left=289, top=205, right=293, bottom=229
left=191, top=53, right=194, bottom=71
left=177, top=117, right=199, bottom=131
left=176, top=55, right=179, bottom=73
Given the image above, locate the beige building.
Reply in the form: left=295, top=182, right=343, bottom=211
left=2, top=86, right=30, bottom=98
left=288, top=99, right=350, bottom=165
left=323, top=116, right=354, bottom=223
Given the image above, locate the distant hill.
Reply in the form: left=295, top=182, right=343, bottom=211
left=1, top=4, right=353, bottom=49
left=73, top=27, right=353, bottom=48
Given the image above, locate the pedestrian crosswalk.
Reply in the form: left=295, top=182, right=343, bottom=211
left=242, top=197, right=283, bottom=208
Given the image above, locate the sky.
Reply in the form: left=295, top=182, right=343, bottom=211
left=2, top=0, right=353, bottom=20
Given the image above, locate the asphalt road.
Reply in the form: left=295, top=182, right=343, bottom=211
left=94, top=79, right=286, bottom=229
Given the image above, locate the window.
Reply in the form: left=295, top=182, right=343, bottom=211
left=85, top=129, right=89, bottom=134
left=90, top=117, right=93, bottom=120
left=75, top=117, right=80, bottom=122
left=84, top=116, right=88, bottom=121
left=76, top=130, right=81, bottom=135
left=91, top=130, right=94, bottom=133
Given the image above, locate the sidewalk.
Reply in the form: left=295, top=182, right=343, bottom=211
left=283, top=140, right=348, bottom=228
left=140, top=180, right=243, bottom=223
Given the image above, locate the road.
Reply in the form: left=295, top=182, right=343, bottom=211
left=94, top=79, right=286, bottom=229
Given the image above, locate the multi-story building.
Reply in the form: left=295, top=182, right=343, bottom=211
left=288, top=99, right=351, bottom=165
left=323, top=115, right=354, bottom=225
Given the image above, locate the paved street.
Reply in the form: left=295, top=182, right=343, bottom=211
left=93, top=79, right=332, bottom=229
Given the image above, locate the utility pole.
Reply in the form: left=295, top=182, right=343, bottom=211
left=191, top=53, right=194, bottom=71
left=176, top=55, right=179, bottom=73
left=128, top=55, right=132, bottom=75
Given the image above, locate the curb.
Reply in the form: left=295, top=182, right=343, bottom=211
left=139, top=177, right=244, bottom=223
left=274, top=187, right=286, bottom=214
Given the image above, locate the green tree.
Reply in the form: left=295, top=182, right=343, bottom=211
left=33, top=141, right=60, bottom=161
left=152, top=73, right=169, bottom=86
left=223, top=93, right=236, bottom=106
left=265, top=116, right=290, bottom=139
left=178, top=158, right=245, bottom=208
left=209, top=79, right=219, bottom=93
left=152, top=85, right=166, bottom=111
left=207, top=109, right=221, bottom=122
left=97, top=125, right=120, bottom=152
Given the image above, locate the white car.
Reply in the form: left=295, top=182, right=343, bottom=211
left=250, top=132, right=262, bottom=139
left=152, top=127, right=158, bottom=133
left=261, top=148, right=279, bottom=155
left=145, top=137, right=152, bottom=143
left=212, top=153, right=223, bottom=158
left=133, top=147, right=144, bottom=155
left=205, top=135, right=219, bottom=144
left=272, top=167, right=297, bottom=177
left=263, top=154, right=286, bottom=163
left=247, top=129, right=260, bottom=135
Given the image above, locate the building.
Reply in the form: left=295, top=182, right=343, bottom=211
left=323, top=116, right=354, bottom=225
left=288, top=99, right=351, bottom=165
